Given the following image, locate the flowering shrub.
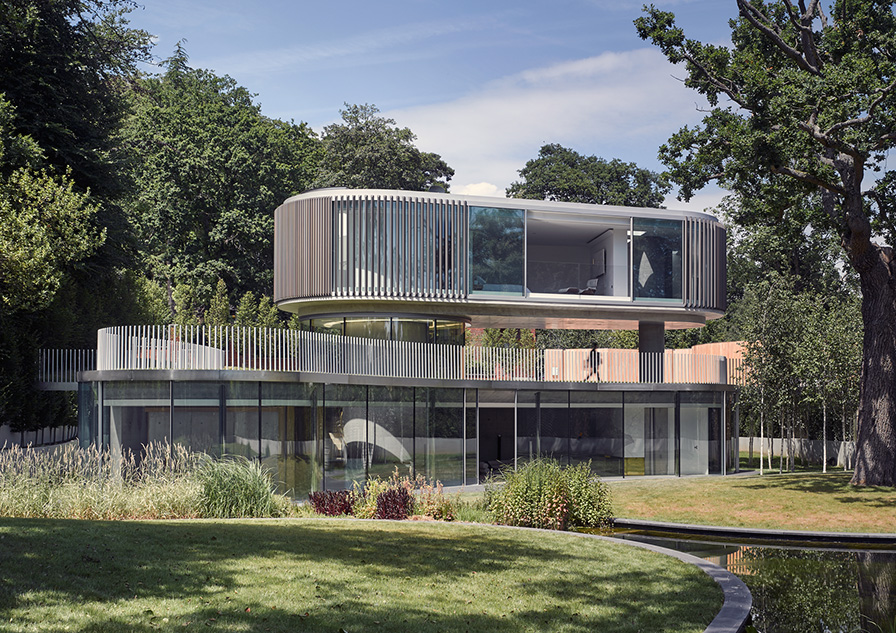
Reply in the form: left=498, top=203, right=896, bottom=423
left=308, top=490, right=355, bottom=516
left=487, top=459, right=612, bottom=531
left=306, top=470, right=458, bottom=521
left=352, top=478, right=392, bottom=519
left=375, top=487, right=413, bottom=520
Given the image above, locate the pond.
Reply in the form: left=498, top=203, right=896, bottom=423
left=609, top=530, right=896, bottom=633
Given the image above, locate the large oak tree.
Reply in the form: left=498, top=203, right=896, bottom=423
left=636, top=0, right=896, bottom=485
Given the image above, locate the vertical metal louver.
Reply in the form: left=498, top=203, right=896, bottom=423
left=274, top=196, right=333, bottom=302
left=331, top=193, right=468, bottom=300
left=683, top=217, right=726, bottom=312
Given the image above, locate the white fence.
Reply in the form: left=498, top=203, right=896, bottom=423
left=38, top=349, right=95, bottom=390
left=88, top=325, right=734, bottom=385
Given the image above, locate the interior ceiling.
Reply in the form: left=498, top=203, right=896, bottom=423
left=527, top=218, right=619, bottom=246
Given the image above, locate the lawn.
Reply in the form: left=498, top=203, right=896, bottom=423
left=608, top=470, right=896, bottom=533
left=0, top=518, right=721, bottom=633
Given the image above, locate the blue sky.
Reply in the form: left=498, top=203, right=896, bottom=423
left=128, top=0, right=738, bottom=209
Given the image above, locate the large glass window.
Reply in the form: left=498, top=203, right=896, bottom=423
left=569, top=391, right=624, bottom=477
left=261, top=382, right=322, bottom=498
left=632, top=218, right=682, bottom=301
left=224, top=381, right=260, bottom=460
left=78, top=382, right=100, bottom=450
left=323, top=384, right=367, bottom=491
left=517, top=391, right=568, bottom=466
left=469, top=206, right=524, bottom=295
left=680, top=391, right=724, bottom=475
left=172, top=382, right=223, bottom=457
left=367, top=386, right=415, bottom=481
left=624, top=392, right=676, bottom=476
left=103, top=381, right=170, bottom=459
left=465, top=389, right=478, bottom=485
left=415, top=387, right=465, bottom=486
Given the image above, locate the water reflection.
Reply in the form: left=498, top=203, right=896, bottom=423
left=610, top=531, right=896, bottom=633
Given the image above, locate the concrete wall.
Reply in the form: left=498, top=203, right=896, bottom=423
left=0, top=424, right=77, bottom=448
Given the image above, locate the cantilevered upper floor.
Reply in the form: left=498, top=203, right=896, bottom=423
left=274, top=188, right=726, bottom=331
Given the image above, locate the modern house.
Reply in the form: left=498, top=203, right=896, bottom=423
left=77, top=188, right=737, bottom=499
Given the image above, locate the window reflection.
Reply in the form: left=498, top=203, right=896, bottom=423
left=469, top=207, right=524, bottom=295
left=632, top=218, right=682, bottom=300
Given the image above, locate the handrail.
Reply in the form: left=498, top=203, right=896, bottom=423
left=88, top=325, right=736, bottom=385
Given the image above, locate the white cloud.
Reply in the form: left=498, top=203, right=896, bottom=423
left=456, top=182, right=504, bottom=197
left=663, top=187, right=728, bottom=215
left=388, top=48, right=713, bottom=195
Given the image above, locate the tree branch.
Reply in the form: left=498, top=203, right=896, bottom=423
left=737, top=0, right=822, bottom=75
left=771, top=164, right=844, bottom=195
left=826, top=77, right=896, bottom=137
left=799, top=115, right=862, bottom=161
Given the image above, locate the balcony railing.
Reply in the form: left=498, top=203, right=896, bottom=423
left=87, top=325, right=736, bottom=385
left=38, top=349, right=96, bottom=390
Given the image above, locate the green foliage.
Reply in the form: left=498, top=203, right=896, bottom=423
left=197, top=456, right=286, bottom=518
left=313, top=103, right=454, bottom=191
left=352, top=477, right=392, bottom=519
left=172, top=284, right=201, bottom=326
left=475, top=328, right=538, bottom=349
left=535, top=329, right=639, bottom=350
left=488, top=459, right=612, bottom=531
left=124, top=47, right=320, bottom=309
left=205, top=279, right=231, bottom=326
left=234, top=291, right=257, bottom=327
left=0, top=99, right=105, bottom=312
left=0, top=0, right=152, bottom=195
left=256, top=295, right=281, bottom=329
left=231, top=291, right=284, bottom=328
left=0, top=167, right=105, bottom=312
left=507, top=143, right=670, bottom=207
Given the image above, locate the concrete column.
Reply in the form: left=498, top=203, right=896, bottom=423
left=639, top=322, right=665, bottom=382
left=638, top=322, right=665, bottom=353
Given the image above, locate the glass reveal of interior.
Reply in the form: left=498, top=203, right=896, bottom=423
left=632, top=218, right=683, bottom=301
left=469, top=207, right=524, bottom=295
left=303, top=316, right=466, bottom=345
left=525, top=212, right=630, bottom=298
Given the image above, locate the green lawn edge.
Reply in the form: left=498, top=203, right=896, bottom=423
left=0, top=517, right=721, bottom=633
left=607, top=470, right=896, bottom=534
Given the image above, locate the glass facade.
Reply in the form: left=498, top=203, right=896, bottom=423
left=632, top=218, right=683, bottom=301
left=570, top=391, right=624, bottom=477
left=469, top=206, right=525, bottom=295
left=85, top=378, right=733, bottom=498
left=680, top=391, right=724, bottom=475
left=302, top=316, right=466, bottom=345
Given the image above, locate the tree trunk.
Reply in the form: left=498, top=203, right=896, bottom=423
left=850, top=244, right=896, bottom=486
left=779, top=408, right=784, bottom=474
left=748, top=434, right=754, bottom=468
left=823, top=400, right=828, bottom=474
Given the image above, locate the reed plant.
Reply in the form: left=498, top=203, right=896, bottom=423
left=196, top=456, right=289, bottom=518
left=0, top=442, right=289, bottom=520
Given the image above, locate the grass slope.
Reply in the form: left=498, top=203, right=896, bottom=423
left=0, top=518, right=720, bottom=633
left=608, top=471, right=896, bottom=533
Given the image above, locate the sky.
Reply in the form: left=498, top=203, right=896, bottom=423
left=127, top=0, right=739, bottom=211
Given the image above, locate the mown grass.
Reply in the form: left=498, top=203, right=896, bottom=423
left=0, top=518, right=721, bottom=633
left=608, top=470, right=896, bottom=533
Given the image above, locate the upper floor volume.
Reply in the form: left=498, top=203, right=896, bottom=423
left=274, top=188, right=726, bottom=332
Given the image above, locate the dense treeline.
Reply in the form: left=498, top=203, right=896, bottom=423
left=0, top=0, right=451, bottom=431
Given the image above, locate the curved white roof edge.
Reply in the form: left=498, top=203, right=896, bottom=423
left=281, top=187, right=723, bottom=224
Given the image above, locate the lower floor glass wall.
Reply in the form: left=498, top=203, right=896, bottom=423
left=79, top=379, right=734, bottom=500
